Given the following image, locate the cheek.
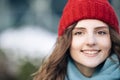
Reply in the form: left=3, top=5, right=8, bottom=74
left=70, top=38, right=81, bottom=55
left=71, top=37, right=85, bottom=48
left=98, top=37, right=111, bottom=52
left=70, top=38, right=85, bottom=58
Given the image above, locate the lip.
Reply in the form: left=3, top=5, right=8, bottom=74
left=81, top=49, right=101, bottom=52
left=81, top=49, right=101, bottom=57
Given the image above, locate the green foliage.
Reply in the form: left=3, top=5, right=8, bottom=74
left=17, top=61, right=38, bottom=80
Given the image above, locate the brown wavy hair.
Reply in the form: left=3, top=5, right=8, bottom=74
left=33, top=24, right=120, bottom=80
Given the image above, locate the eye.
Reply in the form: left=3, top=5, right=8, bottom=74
left=74, top=32, right=83, bottom=35
left=97, top=31, right=107, bottom=35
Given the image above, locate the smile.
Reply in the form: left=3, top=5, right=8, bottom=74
left=81, top=50, right=101, bottom=57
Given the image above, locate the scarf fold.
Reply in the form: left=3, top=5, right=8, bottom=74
left=65, top=54, right=120, bottom=80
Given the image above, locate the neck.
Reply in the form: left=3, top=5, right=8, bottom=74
left=75, top=62, right=95, bottom=77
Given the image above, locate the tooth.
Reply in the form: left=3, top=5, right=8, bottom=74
left=84, top=51, right=97, bottom=54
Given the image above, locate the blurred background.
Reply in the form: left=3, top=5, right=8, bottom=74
left=0, top=0, right=119, bottom=80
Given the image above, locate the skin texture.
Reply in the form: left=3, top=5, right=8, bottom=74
left=70, top=19, right=111, bottom=77
left=33, top=19, right=120, bottom=80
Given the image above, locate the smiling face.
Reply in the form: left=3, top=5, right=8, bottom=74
left=70, top=19, right=111, bottom=69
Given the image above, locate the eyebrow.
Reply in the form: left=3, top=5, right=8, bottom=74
left=73, top=26, right=109, bottom=30
left=94, top=26, right=109, bottom=30
left=73, top=27, right=86, bottom=30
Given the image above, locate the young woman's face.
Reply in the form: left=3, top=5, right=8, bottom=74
left=70, top=19, right=111, bottom=68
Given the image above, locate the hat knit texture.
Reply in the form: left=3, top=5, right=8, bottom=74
left=58, top=0, right=119, bottom=36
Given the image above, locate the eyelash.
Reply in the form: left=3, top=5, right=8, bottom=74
left=74, top=31, right=107, bottom=36
left=74, top=32, right=83, bottom=35
left=97, top=31, right=107, bottom=35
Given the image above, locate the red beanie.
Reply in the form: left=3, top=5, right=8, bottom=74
left=58, top=0, right=119, bottom=36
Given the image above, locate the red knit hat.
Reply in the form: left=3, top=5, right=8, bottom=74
left=58, top=0, right=119, bottom=36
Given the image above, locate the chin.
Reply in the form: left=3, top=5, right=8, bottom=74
left=84, top=63, right=100, bottom=68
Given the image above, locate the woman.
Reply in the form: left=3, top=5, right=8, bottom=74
left=33, top=0, right=120, bottom=80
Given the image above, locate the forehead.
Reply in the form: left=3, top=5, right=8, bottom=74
left=75, top=19, right=109, bottom=29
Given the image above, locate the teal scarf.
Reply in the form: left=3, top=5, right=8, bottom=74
left=65, top=54, right=120, bottom=80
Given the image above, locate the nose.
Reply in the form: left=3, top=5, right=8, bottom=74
left=86, top=34, right=96, bottom=47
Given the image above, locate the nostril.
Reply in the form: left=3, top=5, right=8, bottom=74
left=87, top=43, right=96, bottom=47
left=86, top=35, right=96, bottom=46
